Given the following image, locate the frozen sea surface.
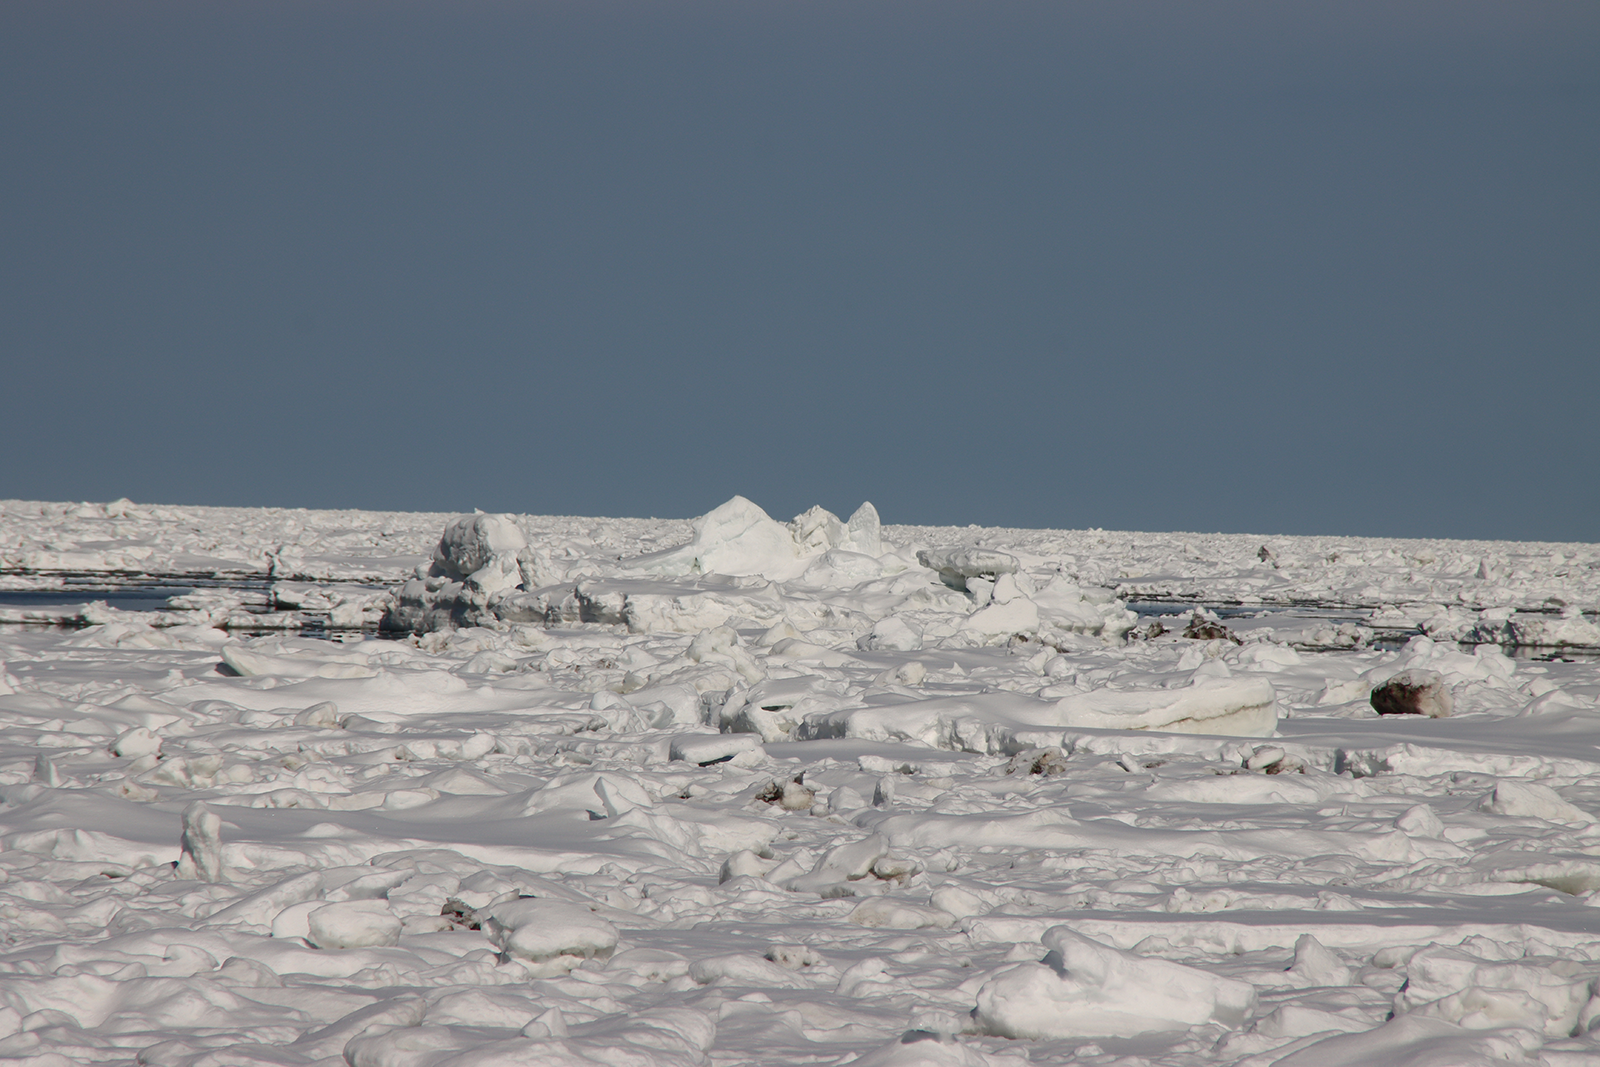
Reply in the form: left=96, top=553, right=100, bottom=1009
left=0, top=497, right=1597, bottom=1066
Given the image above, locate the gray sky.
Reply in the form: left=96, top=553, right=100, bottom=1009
left=3, top=1, right=1596, bottom=541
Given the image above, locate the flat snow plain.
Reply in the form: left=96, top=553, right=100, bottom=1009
left=0, top=496, right=1598, bottom=1067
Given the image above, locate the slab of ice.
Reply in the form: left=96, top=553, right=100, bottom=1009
left=803, top=677, right=1277, bottom=750
left=917, top=546, right=1020, bottom=584
left=1051, top=676, right=1278, bottom=735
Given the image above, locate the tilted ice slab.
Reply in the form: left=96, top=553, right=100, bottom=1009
left=1050, top=675, right=1277, bottom=735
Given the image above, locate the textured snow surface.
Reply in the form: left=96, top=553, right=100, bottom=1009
left=0, top=497, right=1598, bottom=1066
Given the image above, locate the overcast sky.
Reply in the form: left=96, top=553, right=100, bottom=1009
left=3, top=1, right=1596, bottom=541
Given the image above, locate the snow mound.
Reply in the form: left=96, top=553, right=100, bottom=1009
left=481, top=898, right=619, bottom=975
left=305, top=900, right=402, bottom=949
left=1480, top=780, right=1591, bottom=825
left=972, top=925, right=1256, bottom=1039
left=1272, top=1014, right=1545, bottom=1066
left=629, top=496, right=804, bottom=580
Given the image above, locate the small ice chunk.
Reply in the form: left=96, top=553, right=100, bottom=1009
left=686, top=626, right=764, bottom=684
left=215, top=956, right=281, bottom=989
left=32, top=755, right=59, bottom=786
left=785, top=834, right=889, bottom=893
left=294, top=701, right=343, bottom=728
left=1289, top=934, right=1352, bottom=986
left=758, top=619, right=805, bottom=647
left=813, top=834, right=889, bottom=880
left=1244, top=746, right=1287, bottom=771
left=929, top=884, right=986, bottom=919
left=790, top=505, right=845, bottom=554
left=858, top=615, right=923, bottom=652
left=1052, top=676, right=1278, bottom=736
left=721, top=676, right=841, bottom=742
left=829, top=786, right=867, bottom=813
left=1395, top=803, right=1445, bottom=838
left=175, top=801, right=224, bottom=882
left=593, top=775, right=651, bottom=818
left=719, top=850, right=771, bottom=883
left=871, top=852, right=921, bottom=883
left=1506, top=611, right=1600, bottom=648
left=343, top=1025, right=459, bottom=1065
left=110, top=727, right=161, bottom=759
left=843, top=502, right=882, bottom=556
left=669, top=733, right=764, bottom=766
left=305, top=900, right=402, bottom=949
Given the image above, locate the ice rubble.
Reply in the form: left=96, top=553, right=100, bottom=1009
left=9, top=497, right=1600, bottom=651
left=389, top=496, right=899, bottom=635
left=388, top=498, right=1249, bottom=745
left=390, top=500, right=1135, bottom=649
left=0, top=499, right=1599, bottom=1066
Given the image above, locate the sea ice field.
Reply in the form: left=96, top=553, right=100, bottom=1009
left=0, top=495, right=1598, bottom=1067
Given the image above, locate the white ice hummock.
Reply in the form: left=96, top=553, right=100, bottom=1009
left=973, top=926, right=1257, bottom=1039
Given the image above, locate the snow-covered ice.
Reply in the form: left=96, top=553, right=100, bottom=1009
left=0, top=495, right=1597, bottom=1065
